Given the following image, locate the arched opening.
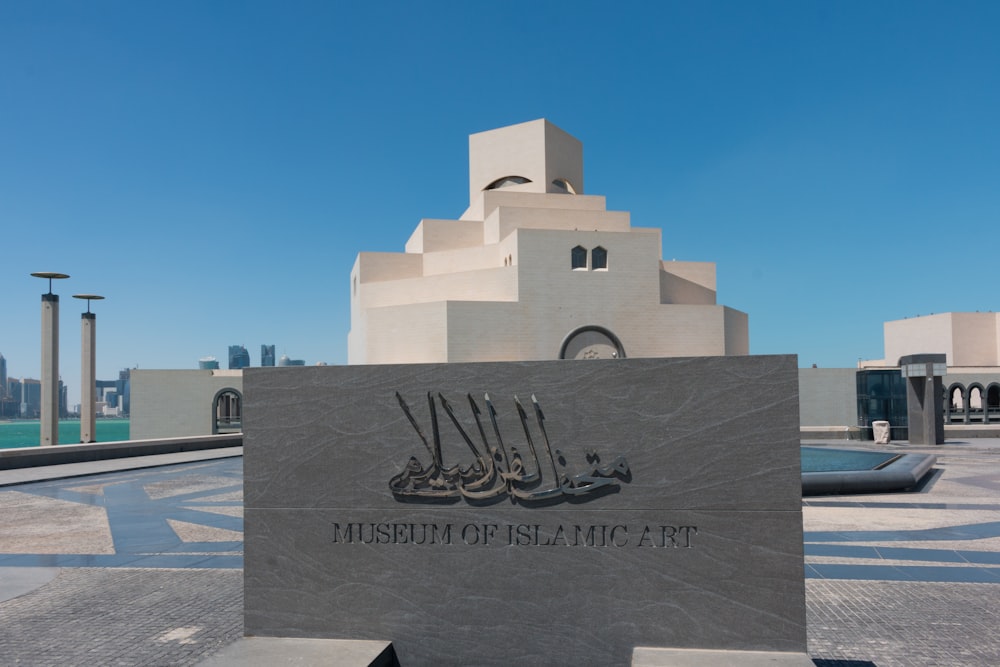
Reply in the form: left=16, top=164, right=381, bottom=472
left=484, top=175, right=531, bottom=191
left=987, top=384, right=1000, bottom=423
left=947, top=383, right=966, bottom=424
left=213, top=388, right=243, bottom=434
left=571, top=245, right=587, bottom=270
left=968, top=383, right=986, bottom=423
left=559, top=326, right=626, bottom=360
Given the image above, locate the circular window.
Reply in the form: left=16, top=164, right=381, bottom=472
left=559, top=326, right=626, bottom=360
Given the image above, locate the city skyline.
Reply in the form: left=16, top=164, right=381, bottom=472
left=3, top=2, right=998, bottom=407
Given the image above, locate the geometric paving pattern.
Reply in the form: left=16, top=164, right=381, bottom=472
left=804, top=509, right=1000, bottom=583
left=803, top=444, right=1000, bottom=584
left=2, top=446, right=1000, bottom=665
left=0, top=459, right=242, bottom=569
left=4, top=453, right=1000, bottom=580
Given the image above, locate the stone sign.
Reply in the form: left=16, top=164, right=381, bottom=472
left=243, top=356, right=806, bottom=666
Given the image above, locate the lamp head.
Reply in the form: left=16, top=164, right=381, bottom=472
left=31, top=272, right=70, bottom=294
left=73, top=294, right=105, bottom=313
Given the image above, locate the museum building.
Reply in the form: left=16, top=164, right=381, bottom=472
left=347, top=119, right=748, bottom=364
left=131, top=122, right=999, bottom=444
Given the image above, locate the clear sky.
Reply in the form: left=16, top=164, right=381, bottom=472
left=2, top=1, right=998, bottom=406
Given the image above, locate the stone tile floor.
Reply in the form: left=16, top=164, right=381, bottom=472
left=0, top=441, right=998, bottom=666
left=801, top=438, right=1000, bottom=666
left=0, top=458, right=243, bottom=570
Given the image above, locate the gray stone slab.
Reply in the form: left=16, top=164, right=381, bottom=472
left=243, top=357, right=805, bottom=666
left=195, top=637, right=396, bottom=666
left=0, top=567, right=60, bottom=603
left=632, top=647, right=814, bottom=666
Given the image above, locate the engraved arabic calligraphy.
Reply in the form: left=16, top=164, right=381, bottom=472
left=389, top=392, right=631, bottom=504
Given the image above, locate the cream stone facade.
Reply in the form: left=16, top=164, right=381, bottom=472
left=131, top=369, right=243, bottom=440
left=852, top=312, right=1000, bottom=433
left=348, top=119, right=748, bottom=364
left=878, top=312, right=1000, bottom=370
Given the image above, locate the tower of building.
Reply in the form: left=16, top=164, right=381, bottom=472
left=348, top=119, right=748, bottom=364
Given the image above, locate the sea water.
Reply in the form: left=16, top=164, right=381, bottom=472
left=0, top=419, right=130, bottom=449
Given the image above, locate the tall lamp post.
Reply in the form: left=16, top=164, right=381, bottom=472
left=74, top=294, right=104, bottom=443
left=31, top=272, right=70, bottom=447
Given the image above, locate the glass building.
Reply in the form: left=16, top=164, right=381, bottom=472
left=228, top=345, right=251, bottom=370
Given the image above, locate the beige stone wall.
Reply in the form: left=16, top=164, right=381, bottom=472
left=429, top=302, right=736, bottom=362
left=724, top=307, right=750, bottom=355
left=659, top=261, right=717, bottom=305
left=354, top=251, right=422, bottom=283
left=405, top=219, right=484, bottom=254
left=364, top=302, right=449, bottom=364
left=357, top=267, right=517, bottom=310
left=951, top=313, right=1000, bottom=366
left=131, top=370, right=243, bottom=440
left=884, top=314, right=955, bottom=364
left=462, top=190, right=607, bottom=222
left=883, top=312, right=1000, bottom=367
left=444, top=302, right=524, bottom=361
left=421, top=243, right=503, bottom=276
left=635, top=306, right=732, bottom=358
left=484, top=204, right=631, bottom=245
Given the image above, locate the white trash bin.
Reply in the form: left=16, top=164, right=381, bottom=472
left=872, top=420, right=891, bottom=445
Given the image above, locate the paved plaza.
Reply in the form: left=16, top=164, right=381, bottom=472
left=0, top=441, right=998, bottom=666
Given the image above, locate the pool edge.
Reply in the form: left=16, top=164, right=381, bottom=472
left=802, top=453, right=937, bottom=496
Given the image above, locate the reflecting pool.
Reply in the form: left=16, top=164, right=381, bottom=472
left=801, top=446, right=900, bottom=473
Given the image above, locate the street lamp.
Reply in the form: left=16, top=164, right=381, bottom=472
left=74, top=294, right=105, bottom=443
left=30, top=272, right=70, bottom=446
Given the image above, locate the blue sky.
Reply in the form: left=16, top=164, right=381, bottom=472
left=2, top=1, right=998, bottom=406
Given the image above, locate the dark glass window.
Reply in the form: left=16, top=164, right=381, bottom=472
left=571, top=245, right=587, bottom=270
left=856, top=370, right=908, bottom=440
left=592, top=246, right=608, bottom=270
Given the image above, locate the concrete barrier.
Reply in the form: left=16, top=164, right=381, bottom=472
left=0, top=434, right=243, bottom=470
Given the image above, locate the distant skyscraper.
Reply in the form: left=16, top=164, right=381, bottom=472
left=261, top=345, right=276, bottom=367
left=0, top=379, right=17, bottom=418
left=277, top=354, right=306, bottom=367
left=228, top=345, right=250, bottom=370
left=117, top=368, right=131, bottom=416
left=0, top=358, right=17, bottom=418
left=199, top=357, right=220, bottom=370
left=21, top=378, right=41, bottom=418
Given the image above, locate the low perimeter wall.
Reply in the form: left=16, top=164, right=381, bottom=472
left=0, top=434, right=243, bottom=470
